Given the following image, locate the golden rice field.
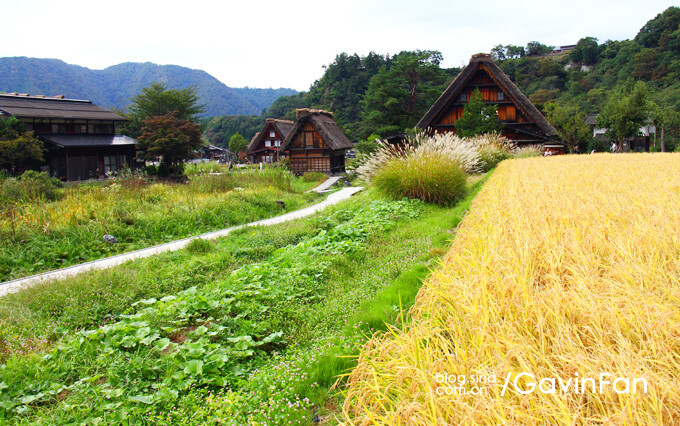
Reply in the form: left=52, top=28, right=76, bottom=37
left=342, top=153, right=680, bottom=425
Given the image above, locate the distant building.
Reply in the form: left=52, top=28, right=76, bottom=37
left=202, top=144, right=230, bottom=161
left=551, top=45, right=577, bottom=55
left=585, top=114, right=655, bottom=152
left=247, top=118, right=295, bottom=163
left=0, top=93, right=140, bottom=180
left=417, top=54, right=564, bottom=152
left=280, top=109, right=353, bottom=175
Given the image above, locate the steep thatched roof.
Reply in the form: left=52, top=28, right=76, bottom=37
left=247, top=118, right=295, bottom=152
left=417, top=54, right=557, bottom=137
left=280, top=109, right=353, bottom=151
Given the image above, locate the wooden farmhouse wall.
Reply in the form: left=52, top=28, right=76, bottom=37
left=289, top=123, right=334, bottom=175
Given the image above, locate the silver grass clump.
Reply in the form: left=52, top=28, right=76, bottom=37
left=357, top=132, right=512, bottom=181
left=513, top=144, right=544, bottom=158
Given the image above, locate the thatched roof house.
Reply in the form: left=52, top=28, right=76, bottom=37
left=247, top=118, right=295, bottom=163
left=417, top=54, right=562, bottom=148
left=281, top=109, right=353, bottom=175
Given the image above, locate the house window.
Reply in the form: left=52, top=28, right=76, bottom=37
left=52, top=124, right=59, bottom=133
left=265, top=140, right=272, bottom=147
left=303, top=131, right=318, bottom=148
left=269, top=131, right=276, bottom=138
left=459, top=93, right=467, bottom=102
left=275, top=140, right=281, bottom=147
left=104, top=154, right=118, bottom=173
left=497, top=92, right=504, bottom=101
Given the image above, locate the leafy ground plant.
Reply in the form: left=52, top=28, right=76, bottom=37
left=0, top=197, right=422, bottom=423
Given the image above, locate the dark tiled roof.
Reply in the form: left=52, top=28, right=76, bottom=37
left=0, top=94, right=125, bottom=121
left=417, top=54, right=557, bottom=137
left=40, top=134, right=136, bottom=147
left=281, top=109, right=353, bottom=151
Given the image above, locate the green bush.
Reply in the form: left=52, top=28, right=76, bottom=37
left=0, top=170, right=64, bottom=205
left=302, top=171, right=327, bottom=182
left=372, top=154, right=467, bottom=206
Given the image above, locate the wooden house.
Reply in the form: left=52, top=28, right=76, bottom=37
left=417, top=54, right=564, bottom=151
left=247, top=118, right=294, bottom=163
left=280, top=109, right=353, bottom=175
left=0, top=93, right=141, bottom=180
left=202, top=144, right=230, bottom=161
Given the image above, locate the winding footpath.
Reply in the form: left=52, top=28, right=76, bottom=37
left=0, top=183, right=363, bottom=297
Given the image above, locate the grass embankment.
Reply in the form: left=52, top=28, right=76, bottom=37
left=0, top=168, right=321, bottom=281
left=343, top=153, right=680, bottom=425
left=0, top=176, right=489, bottom=424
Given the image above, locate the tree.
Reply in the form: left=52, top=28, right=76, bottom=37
left=649, top=102, right=680, bottom=151
left=0, top=117, right=44, bottom=175
left=544, top=103, right=592, bottom=153
left=137, top=113, right=201, bottom=175
left=526, top=41, right=553, bottom=56
left=632, top=48, right=660, bottom=80
left=597, top=79, right=649, bottom=148
left=491, top=45, right=506, bottom=61
left=570, top=37, right=601, bottom=65
left=505, top=45, right=526, bottom=59
left=122, top=83, right=205, bottom=137
left=202, top=115, right=265, bottom=148
left=0, top=132, right=45, bottom=175
left=635, top=7, right=680, bottom=49
left=355, top=133, right=382, bottom=155
left=529, top=89, right=558, bottom=109
left=228, top=132, right=248, bottom=155
left=361, top=50, right=449, bottom=137
left=454, top=89, right=502, bottom=137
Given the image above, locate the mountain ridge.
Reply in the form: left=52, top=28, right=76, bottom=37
left=0, top=57, right=297, bottom=117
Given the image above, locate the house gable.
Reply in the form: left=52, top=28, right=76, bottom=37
left=417, top=54, right=560, bottom=145
left=290, top=122, right=330, bottom=150
left=247, top=118, right=294, bottom=163
left=280, top=109, right=353, bottom=175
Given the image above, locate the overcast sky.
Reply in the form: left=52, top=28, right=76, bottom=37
left=0, top=0, right=677, bottom=91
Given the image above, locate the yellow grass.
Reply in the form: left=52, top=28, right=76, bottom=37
left=342, top=153, right=680, bottom=425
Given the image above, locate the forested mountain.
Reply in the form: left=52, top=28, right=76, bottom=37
left=492, top=6, right=680, bottom=114
left=0, top=58, right=297, bottom=117
left=203, top=6, right=680, bottom=149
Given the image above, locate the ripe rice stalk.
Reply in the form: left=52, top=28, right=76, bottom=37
left=342, top=153, right=680, bottom=425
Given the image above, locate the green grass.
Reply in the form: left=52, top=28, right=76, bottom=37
left=0, top=173, right=491, bottom=424
left=0, top=168, right=321, bottom=281
left=0, top=219, right=320, bottom=363
left=149, top=174, right=492, bottom=424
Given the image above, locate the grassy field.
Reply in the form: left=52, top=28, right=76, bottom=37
left=0, top=175, right=490, bottom=424
left=343, top=154, right=680, bottom=425
left=0, top=167, right=322, bottom=281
